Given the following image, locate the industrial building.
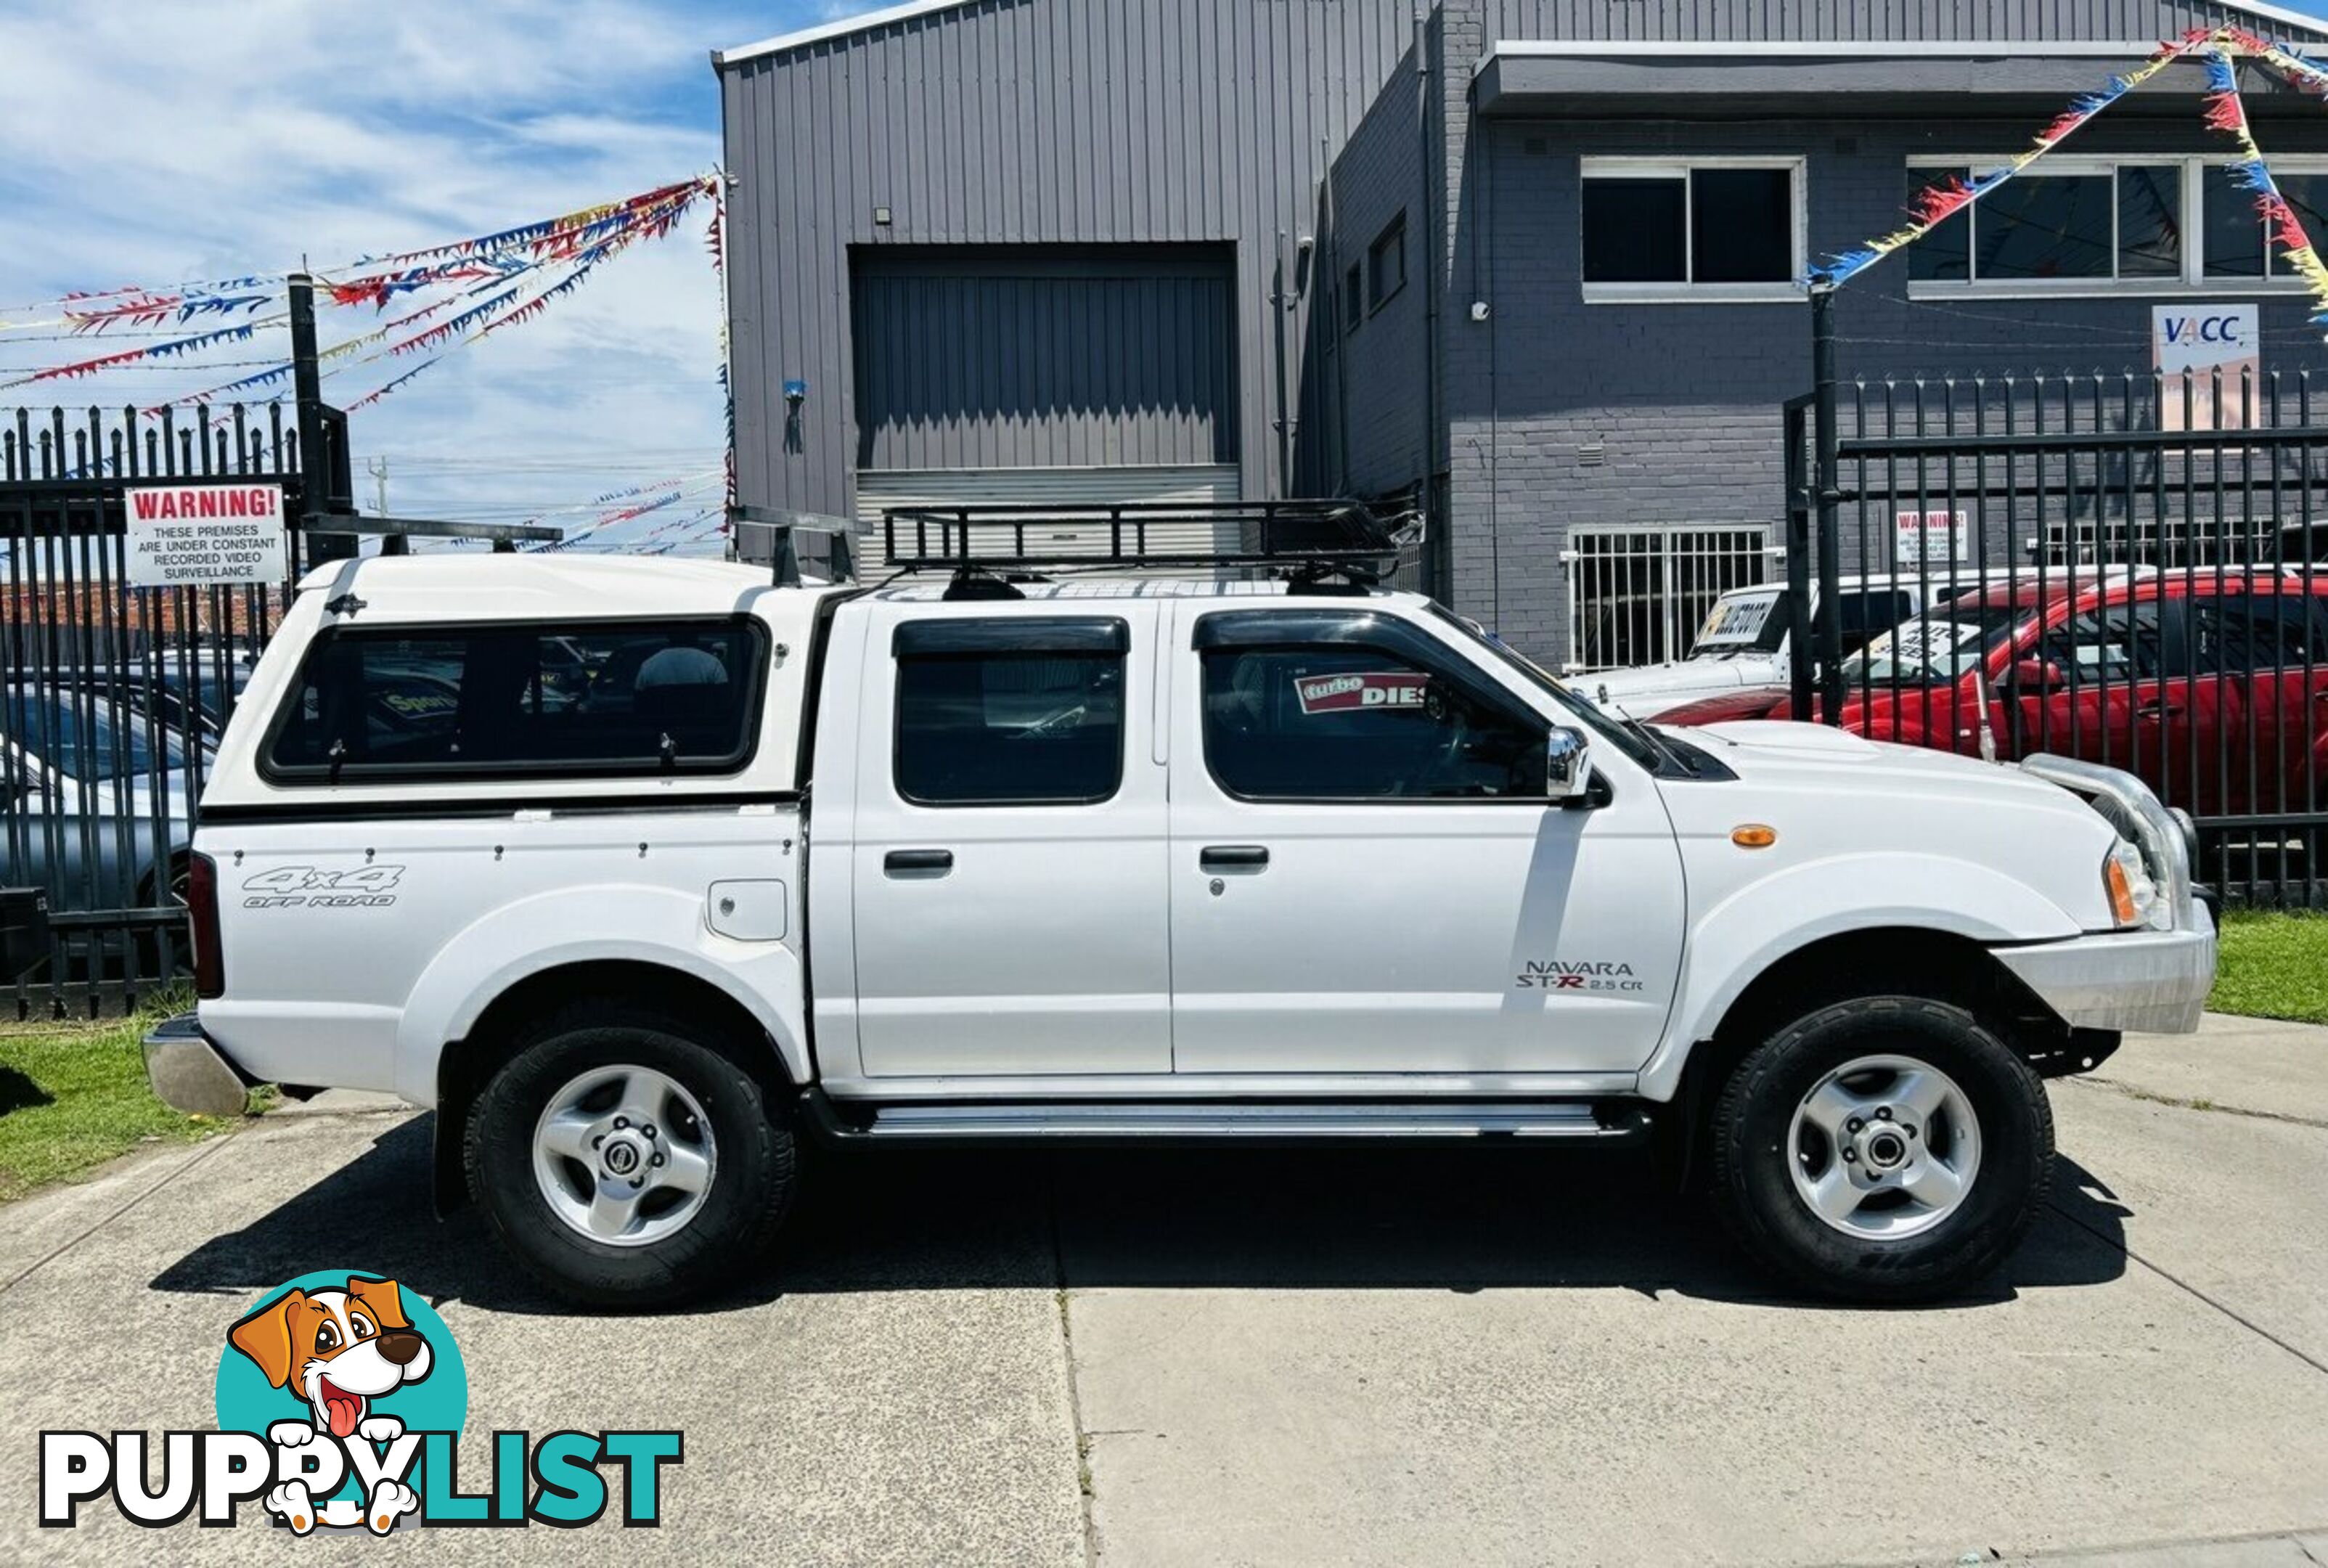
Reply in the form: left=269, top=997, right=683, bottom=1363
left=716, top=0, right=2328, bottom=666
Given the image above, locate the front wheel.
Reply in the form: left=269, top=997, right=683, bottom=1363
left=1710, top=996, right=2052, bottom=1304
left=465, top=1005, right=796, bottom=1307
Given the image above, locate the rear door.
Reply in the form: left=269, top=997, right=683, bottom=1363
left=2191, top=586, right=2328, bottom=817
left=846, top=605, right=1172, bottom=1077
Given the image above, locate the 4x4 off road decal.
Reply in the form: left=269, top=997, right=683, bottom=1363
left=242, top=865, right=404, bottom=910
left=1292, top=671, right=1430, bottom=715
left=38, top=1270, right=682, bottom=1534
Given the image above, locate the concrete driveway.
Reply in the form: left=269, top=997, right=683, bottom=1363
left=3, top=1016, right=2324, bottom=1567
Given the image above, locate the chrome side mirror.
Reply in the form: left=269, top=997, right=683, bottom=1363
left=1546, top=726, right=1593, bottom=801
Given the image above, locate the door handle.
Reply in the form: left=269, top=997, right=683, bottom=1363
left=2136, top=701, right=2185, bottom=719
left=883, top=849, right=954, bottom=875
left=1199, top=845, right=1269, bottom=870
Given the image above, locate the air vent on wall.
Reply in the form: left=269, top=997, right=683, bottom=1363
left=1577, top=441, right=1606, bottom=467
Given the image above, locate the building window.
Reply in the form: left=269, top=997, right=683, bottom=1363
left=1344, top=261, right=1363, bottom=332
left=1908, top=155, right=2328, bottom=294
left=891, top=618, right=1126, bottom=806
left=1367, top=215, right=1406, bottom=311
left=264, top=619, right=767, bottom=783
left=1580, top=158, right=1804, bottom=301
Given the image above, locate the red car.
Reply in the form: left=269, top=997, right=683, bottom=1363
left=1658, top=568, right=2328, bottom=818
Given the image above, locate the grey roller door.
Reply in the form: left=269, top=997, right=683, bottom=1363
left=851, top=245, right=1238, bottom=474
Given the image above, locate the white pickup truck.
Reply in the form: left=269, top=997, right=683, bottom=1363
left=146, top=549, right=2215, bottom=1307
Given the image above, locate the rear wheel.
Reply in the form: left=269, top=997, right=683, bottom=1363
left=1710, top=996, right=2051, bottom=1303
left=465, top=1005, right=795, bottom=1307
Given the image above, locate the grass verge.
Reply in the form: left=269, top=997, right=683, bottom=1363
left=0, top=1003, right=261, bottom=1202
left=2208, top=909, right=2328, bottom=1027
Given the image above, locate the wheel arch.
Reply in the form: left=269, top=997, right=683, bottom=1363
left=1646, top=924, right=2094, bottom=1191
left=429, top=957, right=800, bottom=1217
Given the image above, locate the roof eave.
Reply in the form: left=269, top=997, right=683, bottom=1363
left=714, top=0, right=981, bottom=69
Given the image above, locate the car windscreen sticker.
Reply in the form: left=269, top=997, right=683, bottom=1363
left=1696, top=592, right=1778, bottom=647
left=1884, top=617, right=1981, bottom=664
left=1293, top=671, right=1429, bottom=715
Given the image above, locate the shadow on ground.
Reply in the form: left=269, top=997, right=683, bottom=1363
left=150, top=1114, right=2133, bottom=1316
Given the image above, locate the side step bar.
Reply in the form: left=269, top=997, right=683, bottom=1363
left=802, top=1092, right=1648, bottom=1146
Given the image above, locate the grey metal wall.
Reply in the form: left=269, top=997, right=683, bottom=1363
left=1489, top=0, right=2328, bottom=40
left=719, top=0, right=1416, bottom=520
left=851, top=246, right=1236, bottom=471
left=1327, top=47, right=1430, bottom=504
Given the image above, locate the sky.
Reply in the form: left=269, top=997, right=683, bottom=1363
left=0, top=0, right=887, bottom=556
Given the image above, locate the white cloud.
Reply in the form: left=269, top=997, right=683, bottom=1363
left=0, top=0, right=875, bottom=554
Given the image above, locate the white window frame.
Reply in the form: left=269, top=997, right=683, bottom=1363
left=1579, top=156, right=1808, bottom=306
left=1904, top=153, right=2328, bottom=300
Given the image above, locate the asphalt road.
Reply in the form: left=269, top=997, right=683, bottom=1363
left=2, top=1015, right=2324, bottom=1567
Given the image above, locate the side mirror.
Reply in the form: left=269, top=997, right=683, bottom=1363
left=2009, top=657, right=2064, bottom=695
left=1546, top=726, right=1593, bottom=802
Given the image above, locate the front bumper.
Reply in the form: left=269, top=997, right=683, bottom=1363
left=1993, top=903, right=2218, bottom=1035
left=142, top=1011, right=253, bottom=1119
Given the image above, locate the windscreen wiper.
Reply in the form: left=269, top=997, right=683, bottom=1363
left=1609, top=701, right=1700, bottom=778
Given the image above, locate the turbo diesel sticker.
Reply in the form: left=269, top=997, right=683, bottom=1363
left=1293, top=671, right=1429, bottom=715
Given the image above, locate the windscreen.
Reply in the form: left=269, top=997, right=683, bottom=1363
left=1842, top=604, right=2030, bottom=687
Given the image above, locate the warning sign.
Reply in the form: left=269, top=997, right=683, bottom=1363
left=123, top=484, right=288, bottom=588
left=1293, top=671, right=1429, bottom=715
left=1895, top=510, right=1967, bottom=568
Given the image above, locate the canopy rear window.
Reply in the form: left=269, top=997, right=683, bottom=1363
left=262, top=618, right=768, bottom=783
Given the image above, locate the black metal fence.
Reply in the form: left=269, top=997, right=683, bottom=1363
left=1787, top=367, right=2327, bottom=907
left=1, top=403, right=303, bottom=1016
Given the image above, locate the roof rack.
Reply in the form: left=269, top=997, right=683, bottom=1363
left=729, top=505, right=862, bottom=587
left=879, top=498, right=1415, bottom=593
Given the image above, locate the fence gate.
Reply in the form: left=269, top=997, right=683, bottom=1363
left=1562, top=524, right=1772, bottom=673
left=1, top=404, right=304, bottom=1016
left=1794, top=368, right=2327, bottom=908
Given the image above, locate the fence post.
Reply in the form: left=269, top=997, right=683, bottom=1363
left=288, top=274, right=354, bottom=568
left=1810, top=285, right=1845, bottom=722
left=1784, top=396, right=1815, bottom=722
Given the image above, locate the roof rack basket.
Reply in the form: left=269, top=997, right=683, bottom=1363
left=879, top=497, right=1416, bottom=582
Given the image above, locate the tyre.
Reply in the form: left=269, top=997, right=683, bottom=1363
left=464, top=1003, right=796, bottom=1308
left=1710, top=995, right=2052, bottom=1304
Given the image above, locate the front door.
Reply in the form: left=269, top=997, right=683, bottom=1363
left=849, top=607, right=1172, bottom=1077
left=2014, top=591, right=2224, bottom=814
left=1165, top=604, right=1685, bottom=1077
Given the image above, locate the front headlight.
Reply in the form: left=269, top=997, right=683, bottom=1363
left=2103, top=839, right=2167, bottom=931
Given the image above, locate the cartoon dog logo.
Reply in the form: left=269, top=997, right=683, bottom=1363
left=228, top=1275, right=431, bottom=1534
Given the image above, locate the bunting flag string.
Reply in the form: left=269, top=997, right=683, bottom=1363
left=157, top=198, right=663, bottom=414
left=709, top=176, right=735, bottom=515
left=524, top=472, right=727, bottom=553
left=1807, top=28, right=2215, bottom=288
left=321, top=176, right=715, bottom=309
left=2223, top=24, right=2328, bottom=97
left=0, top=321, right=264, bottom=392
left=2197, top=43, right=2328, bottom=327
left=0, top=174, right=717, bottom=330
